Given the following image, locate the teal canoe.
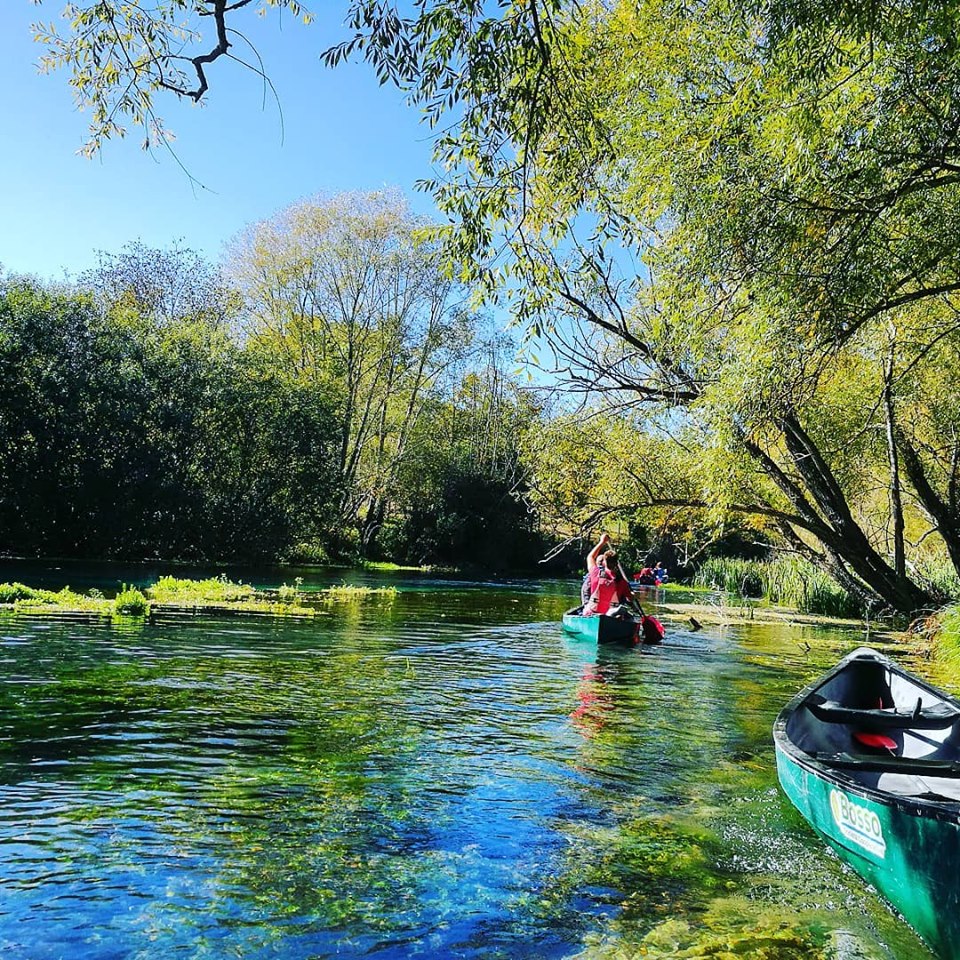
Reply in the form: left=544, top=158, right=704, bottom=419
left=561, top=607, right=639, bottom=645
left=774, top=646, right=960, bottom=959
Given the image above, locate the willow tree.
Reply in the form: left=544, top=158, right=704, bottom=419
left=227, top=191, right=475, bottom=551
left=346, top=0, right=960, bottom=615
left=333, top=0, right=959, bottom=614
left=35, top=0, right=960, bottom=611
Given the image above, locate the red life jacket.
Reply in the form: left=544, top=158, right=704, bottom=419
left=588, top=566, right=627, bottom=614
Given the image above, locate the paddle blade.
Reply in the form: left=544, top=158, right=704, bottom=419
left=641, top=615, right=664, bottom=645
left=854, top=731, right=897, bottom=751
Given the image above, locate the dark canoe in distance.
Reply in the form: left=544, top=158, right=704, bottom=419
left=774, top=646, right=960, bottom=960
left=561, top=606, right=641, bottom=645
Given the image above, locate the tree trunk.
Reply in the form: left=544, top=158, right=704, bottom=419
left=883, top=355, right=905, bottom=579
left=896, top=431, right=960, bottom=578
left=740, top=412, right=933, bottom=614
left=775, top=520, right=883, bottom=610
left=777, top=412, right=931, bottom=612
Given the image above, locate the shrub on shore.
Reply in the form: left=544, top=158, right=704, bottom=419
left=933, top=606, right=960, bottom=667
left=0, top=583, right=113, bottom=614
left=0, top=583, right=39, bottom=603
left=147, top=576, right=256, bottom=604
left=325, top=583, right=397, bottom=601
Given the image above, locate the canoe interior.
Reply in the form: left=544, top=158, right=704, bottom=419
left=780, top=647, right=960, bottom=803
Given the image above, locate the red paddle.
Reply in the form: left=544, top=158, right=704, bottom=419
left=640, top=614, right=664, bottom=644
left=619, top=562, right=664, bottom=644
left=853, top=732, right=897, bottom=751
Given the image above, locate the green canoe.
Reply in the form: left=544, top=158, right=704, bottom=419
left=774, top=646, right=960, bottom=959
left=561, top=607, right=639, bottom=645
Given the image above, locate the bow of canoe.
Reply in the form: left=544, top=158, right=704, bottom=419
left=774, top=646, right=960, bottom=959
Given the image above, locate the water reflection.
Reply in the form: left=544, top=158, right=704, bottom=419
left=0, top=585, right=942, bottom=959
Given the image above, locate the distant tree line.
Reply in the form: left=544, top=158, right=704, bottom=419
left=0, top=193, right=549, bottom=569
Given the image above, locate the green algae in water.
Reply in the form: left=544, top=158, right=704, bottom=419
left=567, top=805, right=931, bottom=960
left=578, top=899, right=827, bottom=959
left=539, top=810, right=830, bottom=958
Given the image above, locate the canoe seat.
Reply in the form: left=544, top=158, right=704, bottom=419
left=807, top=695, right=960, bottom=730
left=816, top=751, right=960, bottom=778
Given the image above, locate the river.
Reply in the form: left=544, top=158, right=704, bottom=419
left=0, top=563, right=941, bottom=958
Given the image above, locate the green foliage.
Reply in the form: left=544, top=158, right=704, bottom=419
left=82, top=242, right=238, bottom=328
left=523, top=414, right=770, bottom=573
left=934, top=605, right=960, bottom=669
left=915, top=559, right=960, bottom=603
left=366, top=344, right=548, bottom=569
left=276, top=578, right=304, bottom=604
left=332, top=0, right=960, bottom=613
left=147, top=576, right=255, bottom=604
left=324, top=584, right=398, bottom=601
left=144, top=575, right=329, bottom=616
left=228, top=191, right=483, bottom=561
left=0, top=583, right=112, bottom=614
left=113, top=585, right=150, bottom=617
left=0, top=234, right=559, bottom=572
left=284, top=542, right=330, bottom=564
left=764, top=558, right=865, bottom=618
left=376, top=468, right=549, bottom=570
left=32, top=0, right=960, bottom=613
left=0, top=583, right=38, bottom=603
left=694, top=559, right=766, bottom=599
left=0, top=577, right=398, bottom=618
left=33, top=0, right=313, bottom=156
left=0, top=269, right=341, bottom=562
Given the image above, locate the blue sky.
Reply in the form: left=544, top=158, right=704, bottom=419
left=0, top=5, right=438, bottom=280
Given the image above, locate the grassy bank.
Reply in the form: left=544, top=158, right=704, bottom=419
left=692, top=557, right=865, bottom=619
left=0, top=576, right=398, bottom=619
left=931, top=604, right=960, bottom=668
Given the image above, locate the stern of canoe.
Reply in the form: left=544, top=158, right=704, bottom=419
left=561, top=609, right=638, bottom=645
left=562, top=611, right=600, bottom=642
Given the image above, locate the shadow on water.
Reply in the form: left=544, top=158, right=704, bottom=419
left=0, top=576, right=940, bottom=959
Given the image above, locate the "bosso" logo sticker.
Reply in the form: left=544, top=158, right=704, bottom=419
left=829, top=789, right=886, bottom=858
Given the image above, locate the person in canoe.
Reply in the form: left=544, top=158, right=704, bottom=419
left=632, top=566, right=655, bottom=585
left=631, top=562, right=668, bottom=586
left=582, top=533, right=634, bottom=616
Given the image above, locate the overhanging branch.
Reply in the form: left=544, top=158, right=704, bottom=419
left=159, top=0, right=256, bottom=101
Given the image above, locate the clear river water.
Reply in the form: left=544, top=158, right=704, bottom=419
left=0, top=561, right=945, bottom=959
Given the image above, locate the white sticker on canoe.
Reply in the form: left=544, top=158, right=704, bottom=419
left=829, top=789, right=886, bottom=859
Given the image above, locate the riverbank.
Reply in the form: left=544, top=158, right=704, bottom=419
left=0, top=572, right=887, bottom=632
left=657, top=594, right=887, bottom=635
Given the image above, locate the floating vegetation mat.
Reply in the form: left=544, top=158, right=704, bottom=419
left=0, top=577, right=398, bottom=620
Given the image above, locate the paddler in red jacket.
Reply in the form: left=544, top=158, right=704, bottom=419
left=582, top=533, right=634, bottom=616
